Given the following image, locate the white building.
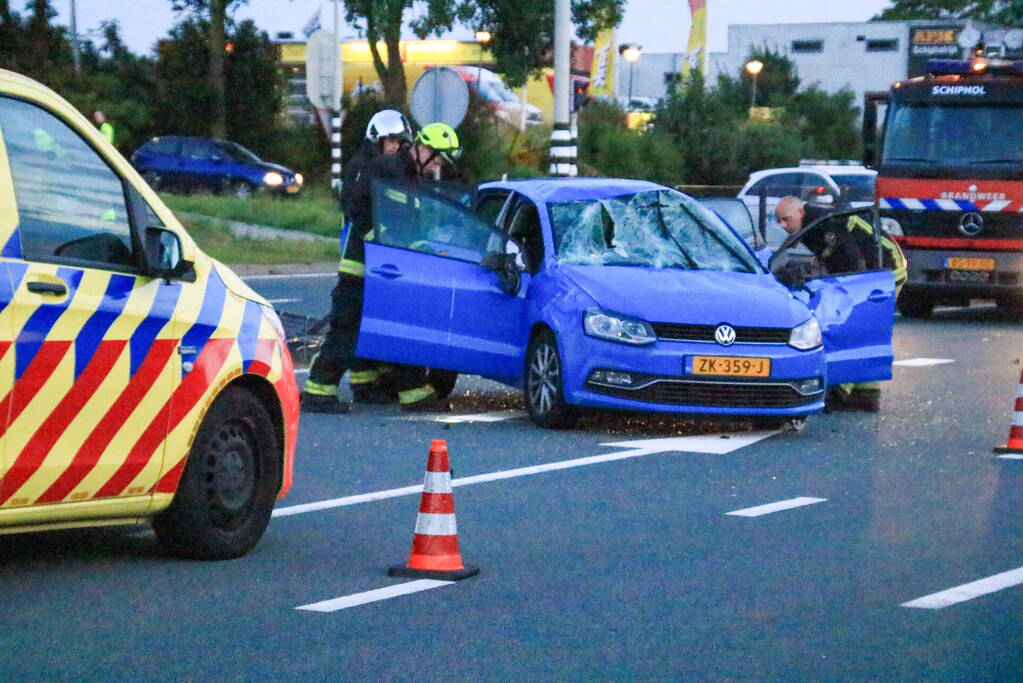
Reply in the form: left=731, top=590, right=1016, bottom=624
left=623, top=20, right=1014, bottom=109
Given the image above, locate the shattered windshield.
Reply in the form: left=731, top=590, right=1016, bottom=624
left=549, top=190, right=761, bottom=273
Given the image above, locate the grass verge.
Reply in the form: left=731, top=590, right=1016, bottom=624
left=180, top=215, right=338, bottom=265
left=161, top=186, right=340, bottom=238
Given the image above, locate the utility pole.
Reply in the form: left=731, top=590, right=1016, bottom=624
left=331, top=0, right=343, bottom=193
left=69, top=0, right=81, bottom=73
left=549, top=0, right=576, bottom=177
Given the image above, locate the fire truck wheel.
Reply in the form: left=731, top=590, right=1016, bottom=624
left=153, top=387, right=280, bottom=560
left=897, top=295, right=934, bottom=319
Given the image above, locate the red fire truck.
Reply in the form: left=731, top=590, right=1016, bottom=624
left=865, top=52, right=1023, bottom=317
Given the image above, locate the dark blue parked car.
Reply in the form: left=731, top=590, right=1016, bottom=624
left=131, top=136, right=303, bottom=198
left=353, top=177, right=896, bottom=430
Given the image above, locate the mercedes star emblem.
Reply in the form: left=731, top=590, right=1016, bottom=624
left=959, top=212, right=984, bottom=237
left=714, top=324, right=737, bottom=346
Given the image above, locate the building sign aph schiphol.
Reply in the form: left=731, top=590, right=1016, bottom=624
left=932, top=85, right=987, bottom=96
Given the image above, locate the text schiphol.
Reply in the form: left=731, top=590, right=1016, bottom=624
left=932, top=85, right=987, bottom=96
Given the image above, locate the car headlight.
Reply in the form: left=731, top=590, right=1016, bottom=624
left=263, top=171, right=284, bottom=187
left=583, top=308, right=657, bottom=345
left=788, top=318, right=822, bottom=350
left=294, top=172, right=304, bottom=185
left=881, top=216, right=903, bottom=236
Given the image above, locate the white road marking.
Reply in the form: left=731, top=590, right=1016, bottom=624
left=726, top=497, right=827, bottom=517
left=267, top=297, right=301, bottom=304
left=893, top=358, right=956, bottom=367
left=242, top=272, right=335, bottom=281
left=997, top=453, right=1023, bottom=460
left=272, top=431, right=779, bottom=518
left=902, top=566, right=1023, bottom=609
left=397, top=409, right=526, bottom=423
left=296, top=580, right=453, bottom=612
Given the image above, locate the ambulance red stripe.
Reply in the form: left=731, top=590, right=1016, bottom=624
left=0, top=340, right=126, bottom=505
left=99, top=337, right=235, bottom=498
left=35, top=338, right=179, bottom=504
left=0, top=340, right=72, bottom=440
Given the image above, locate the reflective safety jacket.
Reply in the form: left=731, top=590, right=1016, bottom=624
left=846, top=214, right=908, bottom=288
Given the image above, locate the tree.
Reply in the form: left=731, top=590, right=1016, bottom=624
left=171, top=0, right=248, bottom=138
left=341, top=0, right=624, bottom=104
left=873, top=0, right=1023, bottom=23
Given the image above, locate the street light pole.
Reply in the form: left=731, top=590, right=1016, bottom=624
left=619, top=44, right=642, bottom=106
left=745, top=59, right=764, bottom=109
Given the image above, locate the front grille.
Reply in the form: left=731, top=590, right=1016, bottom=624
left=651, top=322, right=790, bottom=344
left=590, top=379, right=820, bottom=409
left=885, top=208, right=1023, bottom=240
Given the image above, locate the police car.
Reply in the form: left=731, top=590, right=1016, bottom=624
left=0, top=70, right=299, bottom=559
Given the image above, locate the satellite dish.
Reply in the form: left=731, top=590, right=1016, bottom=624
left=1004, top=29, right=1023, bottom=51
left=410, top=67, right=469, bottom=129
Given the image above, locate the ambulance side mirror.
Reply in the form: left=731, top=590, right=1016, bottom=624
left=144, top=227, right=194, bottom=282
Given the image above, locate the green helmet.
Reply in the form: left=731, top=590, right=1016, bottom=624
left=416, top=122, right=462, bottom=164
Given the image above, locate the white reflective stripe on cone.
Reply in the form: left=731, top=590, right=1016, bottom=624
left=1013, top=413, right=1023, bottom=427
left=1016, top=384, right=1023, bottom=398
left=414, top=512, right=457, bottom=536
left=422, top=471, right=452, bottom=494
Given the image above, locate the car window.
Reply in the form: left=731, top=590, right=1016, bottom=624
left=144, top=137, right=181, bottom=155
left=506, top=200, right=545, bottom=273
left=830, top=174, right=876, bottom=202
left=550, top=189, right=761, bottom=273
left=0, top=96, right=137, bottom=271
left=771, top=209, right=881, bottom=284
left=700, top=198, right=758, bottom=248
left=182, top=138, right=217, bottom=160
left=370, top=180, right=497, bottom=263
left=475, top=190, right=511, bottom=227
left=766, top=172, right=805, bottom=198
left=218, top=140, right=261, bottom=164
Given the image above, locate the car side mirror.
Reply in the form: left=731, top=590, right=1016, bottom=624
left=480, top=251, right=521, bottom=296
left=144, top=227, right=193, bottom=281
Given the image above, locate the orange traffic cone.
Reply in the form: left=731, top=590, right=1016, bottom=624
left=389, top=439, right=479, bottom=581
left=994, top=369, right=1023, bottom=454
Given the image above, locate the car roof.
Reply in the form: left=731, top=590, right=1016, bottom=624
left=747, top=166, right=875, bottom=181
left=480, top=177, right=667, bottom=204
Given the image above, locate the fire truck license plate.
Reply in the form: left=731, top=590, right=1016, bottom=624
left=946, top=257, right=995, bottom=271
left=692, top=356, right=770, bottom=377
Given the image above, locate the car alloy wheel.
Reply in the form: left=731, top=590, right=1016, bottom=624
left=524, top=330, right=578, bottom=429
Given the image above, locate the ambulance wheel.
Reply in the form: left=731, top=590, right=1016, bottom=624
left=525, top=329, right=578, bottom=429
left=897, top=295, right=933, bottom=318
left=153, top=387, right=280, bottom=560
left=427, top=369, right=458, bottom=399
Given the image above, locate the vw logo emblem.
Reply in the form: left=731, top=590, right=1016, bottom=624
left=959, top=212, right=984, bottom=237
left=714, top=324, right=737, bottom=346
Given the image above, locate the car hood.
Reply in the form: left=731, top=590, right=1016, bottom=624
left=557, top=265, right=810, bottom=327
left=211, top=259, right=270, bottom=307
left=255, top=161, right=294, bottom=175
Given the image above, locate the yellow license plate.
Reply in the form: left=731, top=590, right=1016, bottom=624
left=692, top=356, right=771, bottom=377
left=947, top=257, right=995, bottom=270
left=286, top=185, right=301, bottom=194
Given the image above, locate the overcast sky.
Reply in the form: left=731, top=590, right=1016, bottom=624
left=46, top=0, right=895, bottom=56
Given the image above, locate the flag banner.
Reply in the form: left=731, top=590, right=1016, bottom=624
left=590, top=28, right=616, bottom=97
left=682, top=0, right=707, bottom=78
left=303, top=7, right=322, bottom=39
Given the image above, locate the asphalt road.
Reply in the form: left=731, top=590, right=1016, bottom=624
left=2, top=272, right=1021, bottom=680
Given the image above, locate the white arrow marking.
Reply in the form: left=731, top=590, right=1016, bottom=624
left=893, top=358, right=956, bottom=367
left=272, top=431, right=780, bottom=518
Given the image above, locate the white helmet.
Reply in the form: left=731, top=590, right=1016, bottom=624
left=365, top=109, right=412, bottom=143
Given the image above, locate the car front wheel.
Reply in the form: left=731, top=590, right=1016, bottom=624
left=153, top=386, right=280, bottom=560
left=524, top=329, right=578, bottom=429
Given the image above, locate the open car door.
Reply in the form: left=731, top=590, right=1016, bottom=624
left=769, top=208, right=896, bottom=385
left=357, top=180, right=524, bottom=379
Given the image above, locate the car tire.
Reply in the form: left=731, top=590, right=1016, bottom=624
left=141, top=171, right=162, bottom=191
left=427, top=369, right=458, bottom=400
left=524, top=329, right=578, bottom=429
left=153, top=387, right=280, bottom=560
left=897, top=295, right=934, bottom=318
left=232, top=180, right=255, bottom=200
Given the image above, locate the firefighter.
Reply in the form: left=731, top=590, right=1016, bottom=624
left=775, top=196, right=906, bottom=412
left=300, top=119, right=461, bottom=414
left=301, top=110, right=412, bottom=414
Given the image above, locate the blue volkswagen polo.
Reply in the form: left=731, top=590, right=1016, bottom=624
left=355, top=178, right=895, bottom=429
